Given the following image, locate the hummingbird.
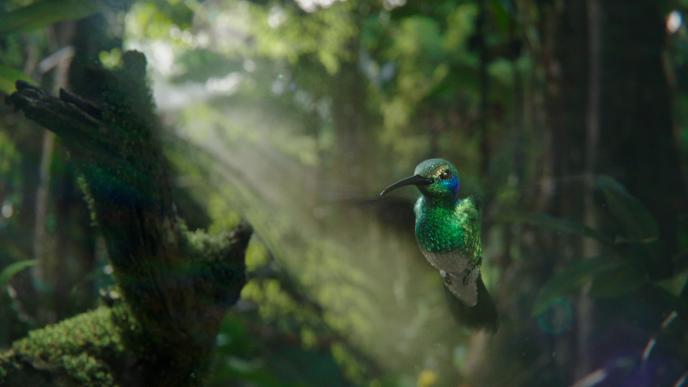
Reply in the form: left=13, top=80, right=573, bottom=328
left=380, top=158, right=498, bottom=331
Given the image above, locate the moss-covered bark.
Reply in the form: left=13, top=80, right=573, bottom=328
left=2, top=51, right=252, bottom=386
left=0, top=304, right=141, bottom=387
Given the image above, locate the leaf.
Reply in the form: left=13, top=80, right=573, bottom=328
left=490, top=0, right=512, bottom=34
left=532, top=257, right=619, bottom=316
left=513, top=213, right=609, bottom=243
left=655, top=269, right=688, bottom=298
left=589, top=264, right=646, bottom=298
left=597, top=176, right=659, bottom=243
left=0, top=0, right=104, bottom=35
left=0, top=65, right=31, bottom=94
left=0, top=260, right=36, bottom=289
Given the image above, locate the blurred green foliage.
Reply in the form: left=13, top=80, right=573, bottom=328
left=530, top=176, right=686, bottom=315
left=0, top=260, right=35, bottom=290
left=0, top=0, right=103, bottom=35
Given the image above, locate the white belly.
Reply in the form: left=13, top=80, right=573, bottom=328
left=420, top=249, right=472, bottom=273
left=420, top=249, right=479, bottom=306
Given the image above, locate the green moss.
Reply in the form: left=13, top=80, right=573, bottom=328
left=62, top=353, right=114, bottom=386
left=0, top=305, right=142, bottom=386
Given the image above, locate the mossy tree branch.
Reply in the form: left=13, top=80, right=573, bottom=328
left=1, top=51, right=252, bottom=386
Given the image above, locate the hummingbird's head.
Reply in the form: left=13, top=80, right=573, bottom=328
left=379, top=158, right=460, bottom=200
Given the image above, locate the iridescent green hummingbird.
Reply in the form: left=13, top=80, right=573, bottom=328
left=380, top=158, right=498, bottom=330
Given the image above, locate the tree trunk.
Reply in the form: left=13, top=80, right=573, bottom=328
left=1, top=51, right=251, bottom=387
left=597, top=0, right=686, bottom=271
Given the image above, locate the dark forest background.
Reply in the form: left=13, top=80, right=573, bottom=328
left=0, top=0, right=687, bottom=386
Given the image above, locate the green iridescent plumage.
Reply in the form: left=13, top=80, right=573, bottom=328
left=414, top=196, right=482, bottom=261
left=381, top=158, right=498, bottom=331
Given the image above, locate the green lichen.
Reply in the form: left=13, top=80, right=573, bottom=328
left=77, top=175, right=99, bottom=227
left=0, top=304, right=142, bottom=387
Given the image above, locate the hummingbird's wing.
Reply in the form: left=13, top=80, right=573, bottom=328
left=455, top=196, right=483, bottom=265
left=442, top=196, right=498, bottom=331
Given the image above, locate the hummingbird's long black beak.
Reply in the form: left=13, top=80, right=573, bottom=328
left=379, top=175, right=433, bottom=197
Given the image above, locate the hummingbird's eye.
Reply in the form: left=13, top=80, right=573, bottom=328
left=439, top=169, right=452, bottom=180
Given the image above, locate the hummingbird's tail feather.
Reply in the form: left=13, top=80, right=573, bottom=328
left=444, top=275, right=499, bottom=332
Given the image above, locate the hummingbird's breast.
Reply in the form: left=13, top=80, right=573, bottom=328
left=414, top=199, right=470, bottom=272
left=415, top=199, right=462, bottom=244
